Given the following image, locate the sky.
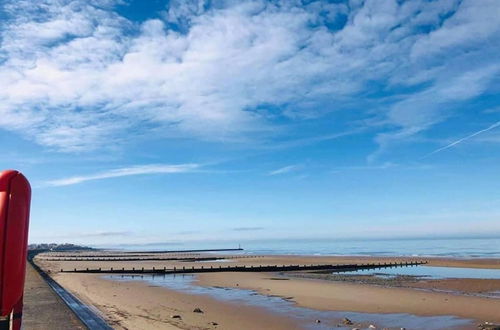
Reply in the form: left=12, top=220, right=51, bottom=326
left=0, top=0, right=499, bottom=246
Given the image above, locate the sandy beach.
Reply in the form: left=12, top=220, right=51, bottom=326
left=196, top=272, right=500, bottom=322
left=54, top=272, right=301, bottom=330
left=37, top=253, right=500, bottom=329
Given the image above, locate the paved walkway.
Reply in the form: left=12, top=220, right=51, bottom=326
left=23, top=263, right=85, bottom=330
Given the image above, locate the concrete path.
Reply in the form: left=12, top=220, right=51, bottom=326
left=23, top=263, right=86, bottom=330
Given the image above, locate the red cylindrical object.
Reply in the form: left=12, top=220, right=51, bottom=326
left=0, top=170, right=31, bottom=329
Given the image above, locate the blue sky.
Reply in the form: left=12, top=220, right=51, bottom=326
left=0, top=0, right=499, bottom=245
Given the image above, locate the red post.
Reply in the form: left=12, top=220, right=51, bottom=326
left=0, top=170, right=31, bottom=330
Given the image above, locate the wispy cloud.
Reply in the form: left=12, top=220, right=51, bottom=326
left=79, top=231, right=131, bottom=238
left=105, top=241, right=185, bottom=247
left=332, top=162, right=397, bottom=171
left=45, top=163, right=200, bottom=186
left=331, top=162, right=432, bottom=173
left=175, top=230, right=201, bottom=235
left=268, top=165, right=301, bottom=176
left=423, top=121, right=500, bottom=158
left=232, top=227, right=265, bottom=232
left=35, top=231, right=132, bottom=239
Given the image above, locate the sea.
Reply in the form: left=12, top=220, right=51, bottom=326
left=104, top=237, right=500, bottom=258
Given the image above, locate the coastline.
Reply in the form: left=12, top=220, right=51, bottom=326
left=38, top=254, right=500, bottom=329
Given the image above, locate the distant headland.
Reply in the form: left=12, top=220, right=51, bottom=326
left=28, top=243, right=94, bottom=251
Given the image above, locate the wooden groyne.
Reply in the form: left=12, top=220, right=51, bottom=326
left=60, top=260, right=427, bottom=275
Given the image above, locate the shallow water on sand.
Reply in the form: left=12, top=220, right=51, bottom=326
left=107, top=274, right=474, bottom=330
left=339, top=265, right=500, bottom=279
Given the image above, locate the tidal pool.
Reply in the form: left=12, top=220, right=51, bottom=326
left=338, top=265, right=500, bottom=279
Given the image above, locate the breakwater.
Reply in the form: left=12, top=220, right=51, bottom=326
left=60, top=260, right=428, bottom=274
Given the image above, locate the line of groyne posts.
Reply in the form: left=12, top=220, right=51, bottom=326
left=60, top=261, right=428, bottom=275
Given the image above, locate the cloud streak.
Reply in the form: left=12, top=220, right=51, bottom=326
left=79, top=231, right=131, bottom=238
left=268, top=165, right=301, bottom=176
left=232, top=227, right=265, bottom=232
left=45, top=163, right=200, bottom=186
left=423, top=121, right=500, bottom=158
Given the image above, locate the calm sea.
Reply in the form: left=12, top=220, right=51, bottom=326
left=106, top=237, right=500, bottom=258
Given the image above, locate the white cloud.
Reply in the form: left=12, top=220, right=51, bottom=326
left=45, top=163, right=200, bottom=186
left=410, top=0, right=500, bottom=59
left=0, top=0, right=498, bottom=153
left=268, top=164, right=301, bottom=176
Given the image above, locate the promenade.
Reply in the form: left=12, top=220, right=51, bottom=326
left=23, top=263, right=85, bottom=330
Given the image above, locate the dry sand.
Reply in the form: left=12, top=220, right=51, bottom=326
left=38, top=254, right=500, bottom=329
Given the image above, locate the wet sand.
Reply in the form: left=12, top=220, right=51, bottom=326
left=286, top=272, right=500, bottom=296
left=37, top=254, right=500, bottom=329
left=196, top=271, right=500, bottom=323
left=55, top=273, right=301, bottom=330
